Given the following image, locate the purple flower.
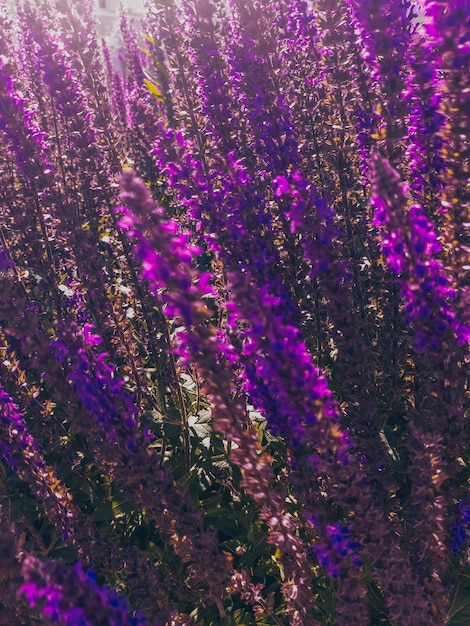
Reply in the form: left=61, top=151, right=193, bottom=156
left=0, top=386, right=73, bottom=539
left=20, top=558, right=149, bottom=626
left=370, top=152, right=470, bottom=351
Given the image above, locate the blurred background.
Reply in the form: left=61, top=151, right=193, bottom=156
left=95, top=0, right=144, bottom=40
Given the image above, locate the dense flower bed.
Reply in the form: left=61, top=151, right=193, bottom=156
left=0, top=0, right=468, bottom=624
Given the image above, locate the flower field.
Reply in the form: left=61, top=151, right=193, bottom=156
left=0, top=0, right=468, bottom=624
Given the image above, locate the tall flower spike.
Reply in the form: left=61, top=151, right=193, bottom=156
left=0, top=386, right=75, bottom=540
left=347, top=0, right=417, bottom=159
left=403, top=24, right=444, bottom=208
left=117, top=169, right=270, bottom=481
left=0, top=54, right=61, bottom=283
left=370, top=152, right=470, bottom=351
left=119, top=4, right=146, bottom=87
left=371, top=151, right=469, bottom=587
left=423, top=0, right=470, bottom=324
left=117, top=170, right=297, bottom=616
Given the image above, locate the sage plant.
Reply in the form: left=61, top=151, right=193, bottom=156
left=0, top=0, right=468, bottom=625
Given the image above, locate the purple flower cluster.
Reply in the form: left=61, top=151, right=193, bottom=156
left=52, top=324, right=140, bottom=449
left=370, top=152, right=470, bottom=352
left=21, top=558, right=149, bottom=626
left=0, top=387, right=73, bottom=539
left=451, top=502, right=470, bottom=554
left=313, top=522, right=362, bottom=579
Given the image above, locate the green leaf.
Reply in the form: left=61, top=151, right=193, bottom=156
left=448, top=570, right=470, bottom=625
left=91, top=502, right=114, bottom=522
left=140, top=410, right=164, bottom=436
left=49, top=546, right=77, bottom=564
left=163, top=420, right=182, bottom=444
left=189, top=409, right=213, bottom=441
left=240, top=536, right=269, bottom=568
left=144, top=78, right=164, bottom=103
left=230, top=608, right=255, bottom=625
